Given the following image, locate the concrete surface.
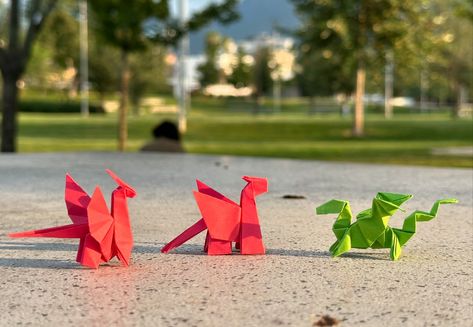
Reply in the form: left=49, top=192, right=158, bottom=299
left=0, top=153, right=472, bottom=327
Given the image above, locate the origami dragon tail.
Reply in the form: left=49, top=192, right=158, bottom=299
left=9, top=223, right=89, bottom=239
left=392, top=198, right=458, bottom=247
left=161, top=218, right=207, bottom=253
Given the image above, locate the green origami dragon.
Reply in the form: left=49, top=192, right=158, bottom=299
left=316, top=192, right=457, bottom=260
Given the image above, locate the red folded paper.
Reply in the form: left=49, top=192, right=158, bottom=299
left=9, top=169, right=136, bottom=269
left=161, top=176, right=268, bottom=255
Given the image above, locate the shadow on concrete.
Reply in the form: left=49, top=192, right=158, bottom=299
left=137, top=242, right=206, bottom=255
left=266, top=248, right=328, bottom=258
left=0, top=257, right=83, bottom=269
left=0, top=241, right=77, bottom=251
left=0, top=241, right=169, bottom=255
left=341, top=252, right=391, bottom=261
left=0, top=241, right=390, bottom=260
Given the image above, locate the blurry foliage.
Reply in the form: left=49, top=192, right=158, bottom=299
left=129, top=45, right=171, bottom=111
left=296, top=47, right=355, bottom=97
left=87, top=39, right=120, bottom=99
left=19, top=99, right=104, bottom=113
left=23, top=3, right=79, bottom=92
left=197, top=31, right=222, bottom=87
left=5, top=0, right=471, bottom=116
left=88, top=0, right=239, bottom=150
left=198, top=32, right=252, bottom=89
left=228, top=47, right=252, bottom=88
left=291, top=0, right=473, bottom=109
left=252, top=47, right=273, bottom=97
left=39, top=8, right=79, bottom=68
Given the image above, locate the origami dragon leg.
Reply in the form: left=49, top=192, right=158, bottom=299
left=330, top=229, right=352, bottom=257
left=202, top=230, right=232, bottom=254
left=316, top=199, right=353, bottom=256
left=207, top=238, right=233, bottom=255
left=388, top=228, right=402, bottom=261
left=389, top=199, right=458, bottom=260
left=78, top=234, right=103, bottom=269
left=76, top=236, right=86, bottom=263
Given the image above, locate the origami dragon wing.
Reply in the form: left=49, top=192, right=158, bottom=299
left=65, top=174, right=91, bottom=224
left=196, top=180, right=239, bottom=206
left=193, top=180, right=241, bottom=242
left=8, top=174, right=91, bottom=239
left=84, top=187, right=114, bottom=267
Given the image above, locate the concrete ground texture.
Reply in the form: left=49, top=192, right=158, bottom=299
left=0, top=153, right=472, bottom=327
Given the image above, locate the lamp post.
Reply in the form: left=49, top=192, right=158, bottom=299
left=79, top=0, right=89, bottom=117
left=177, top=0, right=189, bottom=134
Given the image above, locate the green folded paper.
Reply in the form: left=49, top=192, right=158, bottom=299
left=316, top=193, right=458, bottom=260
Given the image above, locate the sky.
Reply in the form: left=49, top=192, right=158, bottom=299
left=170, top=0, right=226, bottom=17
left=187, top=0, right=299, bottom=54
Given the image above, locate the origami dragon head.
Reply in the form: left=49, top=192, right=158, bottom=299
left=106, top=169, right=137, bottom=198
left=243, top=176, right=268, bottom=196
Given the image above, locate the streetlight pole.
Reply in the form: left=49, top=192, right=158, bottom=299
left=79, top=0, right=89, bottom=117
left=177, top=0, right=189, bottom=134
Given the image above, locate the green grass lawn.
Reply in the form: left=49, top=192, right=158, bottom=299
left=16, top=96, right=473, bottom=168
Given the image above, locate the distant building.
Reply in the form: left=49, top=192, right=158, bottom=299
left=239, top=33, right=294, bottom=55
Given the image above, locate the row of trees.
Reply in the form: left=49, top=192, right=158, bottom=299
left=27, top=5, right=170, bottom=104
left=197, top=32, right=253, bottom=89
left=197, top=32, right=294, bottom=111
left=1, top=0, right=472, bottom=151
left=0, top=0, right=239, bottom=152
left=291, top=0, right=473, bottom=135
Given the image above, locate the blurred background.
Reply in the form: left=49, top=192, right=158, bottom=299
left=0, top=0, right=472, bottom=167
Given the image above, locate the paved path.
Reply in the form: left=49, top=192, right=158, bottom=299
left=0, top=153, right=472, bottom=327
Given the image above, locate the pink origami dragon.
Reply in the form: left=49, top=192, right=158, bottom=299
left=162, top=176, right=268, bottom=255
left=9, top=169, right=136, bottom=268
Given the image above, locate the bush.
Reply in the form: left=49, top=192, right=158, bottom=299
left=19, top=100, right=105, bottom=113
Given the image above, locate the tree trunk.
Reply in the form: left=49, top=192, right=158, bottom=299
left=384, top=50, right=394, bottom=119
left=1, top=76, right=19, bottom=152
left=353, top=60, right=366, bottom=137
left=118, top=50, right=130, bottom=152
left=420, top=69, right=428, bottom=112
left=0, top=0, right=57, bottom=152
left=453, top=84, right=466, bottom=119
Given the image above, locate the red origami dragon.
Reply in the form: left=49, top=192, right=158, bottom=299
left=9, top=169, right=136, bottom=269
left=161, top=176, right=268, bottom=255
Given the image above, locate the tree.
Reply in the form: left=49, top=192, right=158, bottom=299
left=0, top=0, right=58, bottom=152
left=197, top=31, right=222, bottom=87
left=296, top=43, right=355, bottom=111
left=392, top=0, right=472, bottom=115
left=445, top=2, right=472, bottom=117
left=39, top=8, right=79, bottom=69
left=228, top=47, right=252, bottom=88
left=129, top=44, right=170, bottom=114
left=229, top=50, right=252, bottom=88
left=90, top=0, right=239, bottom=151
left=291, top=0, right=417, bottom=136
left=88, top=41, right=120, bottom=104
left=252, top=46, right=273, bottom=111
